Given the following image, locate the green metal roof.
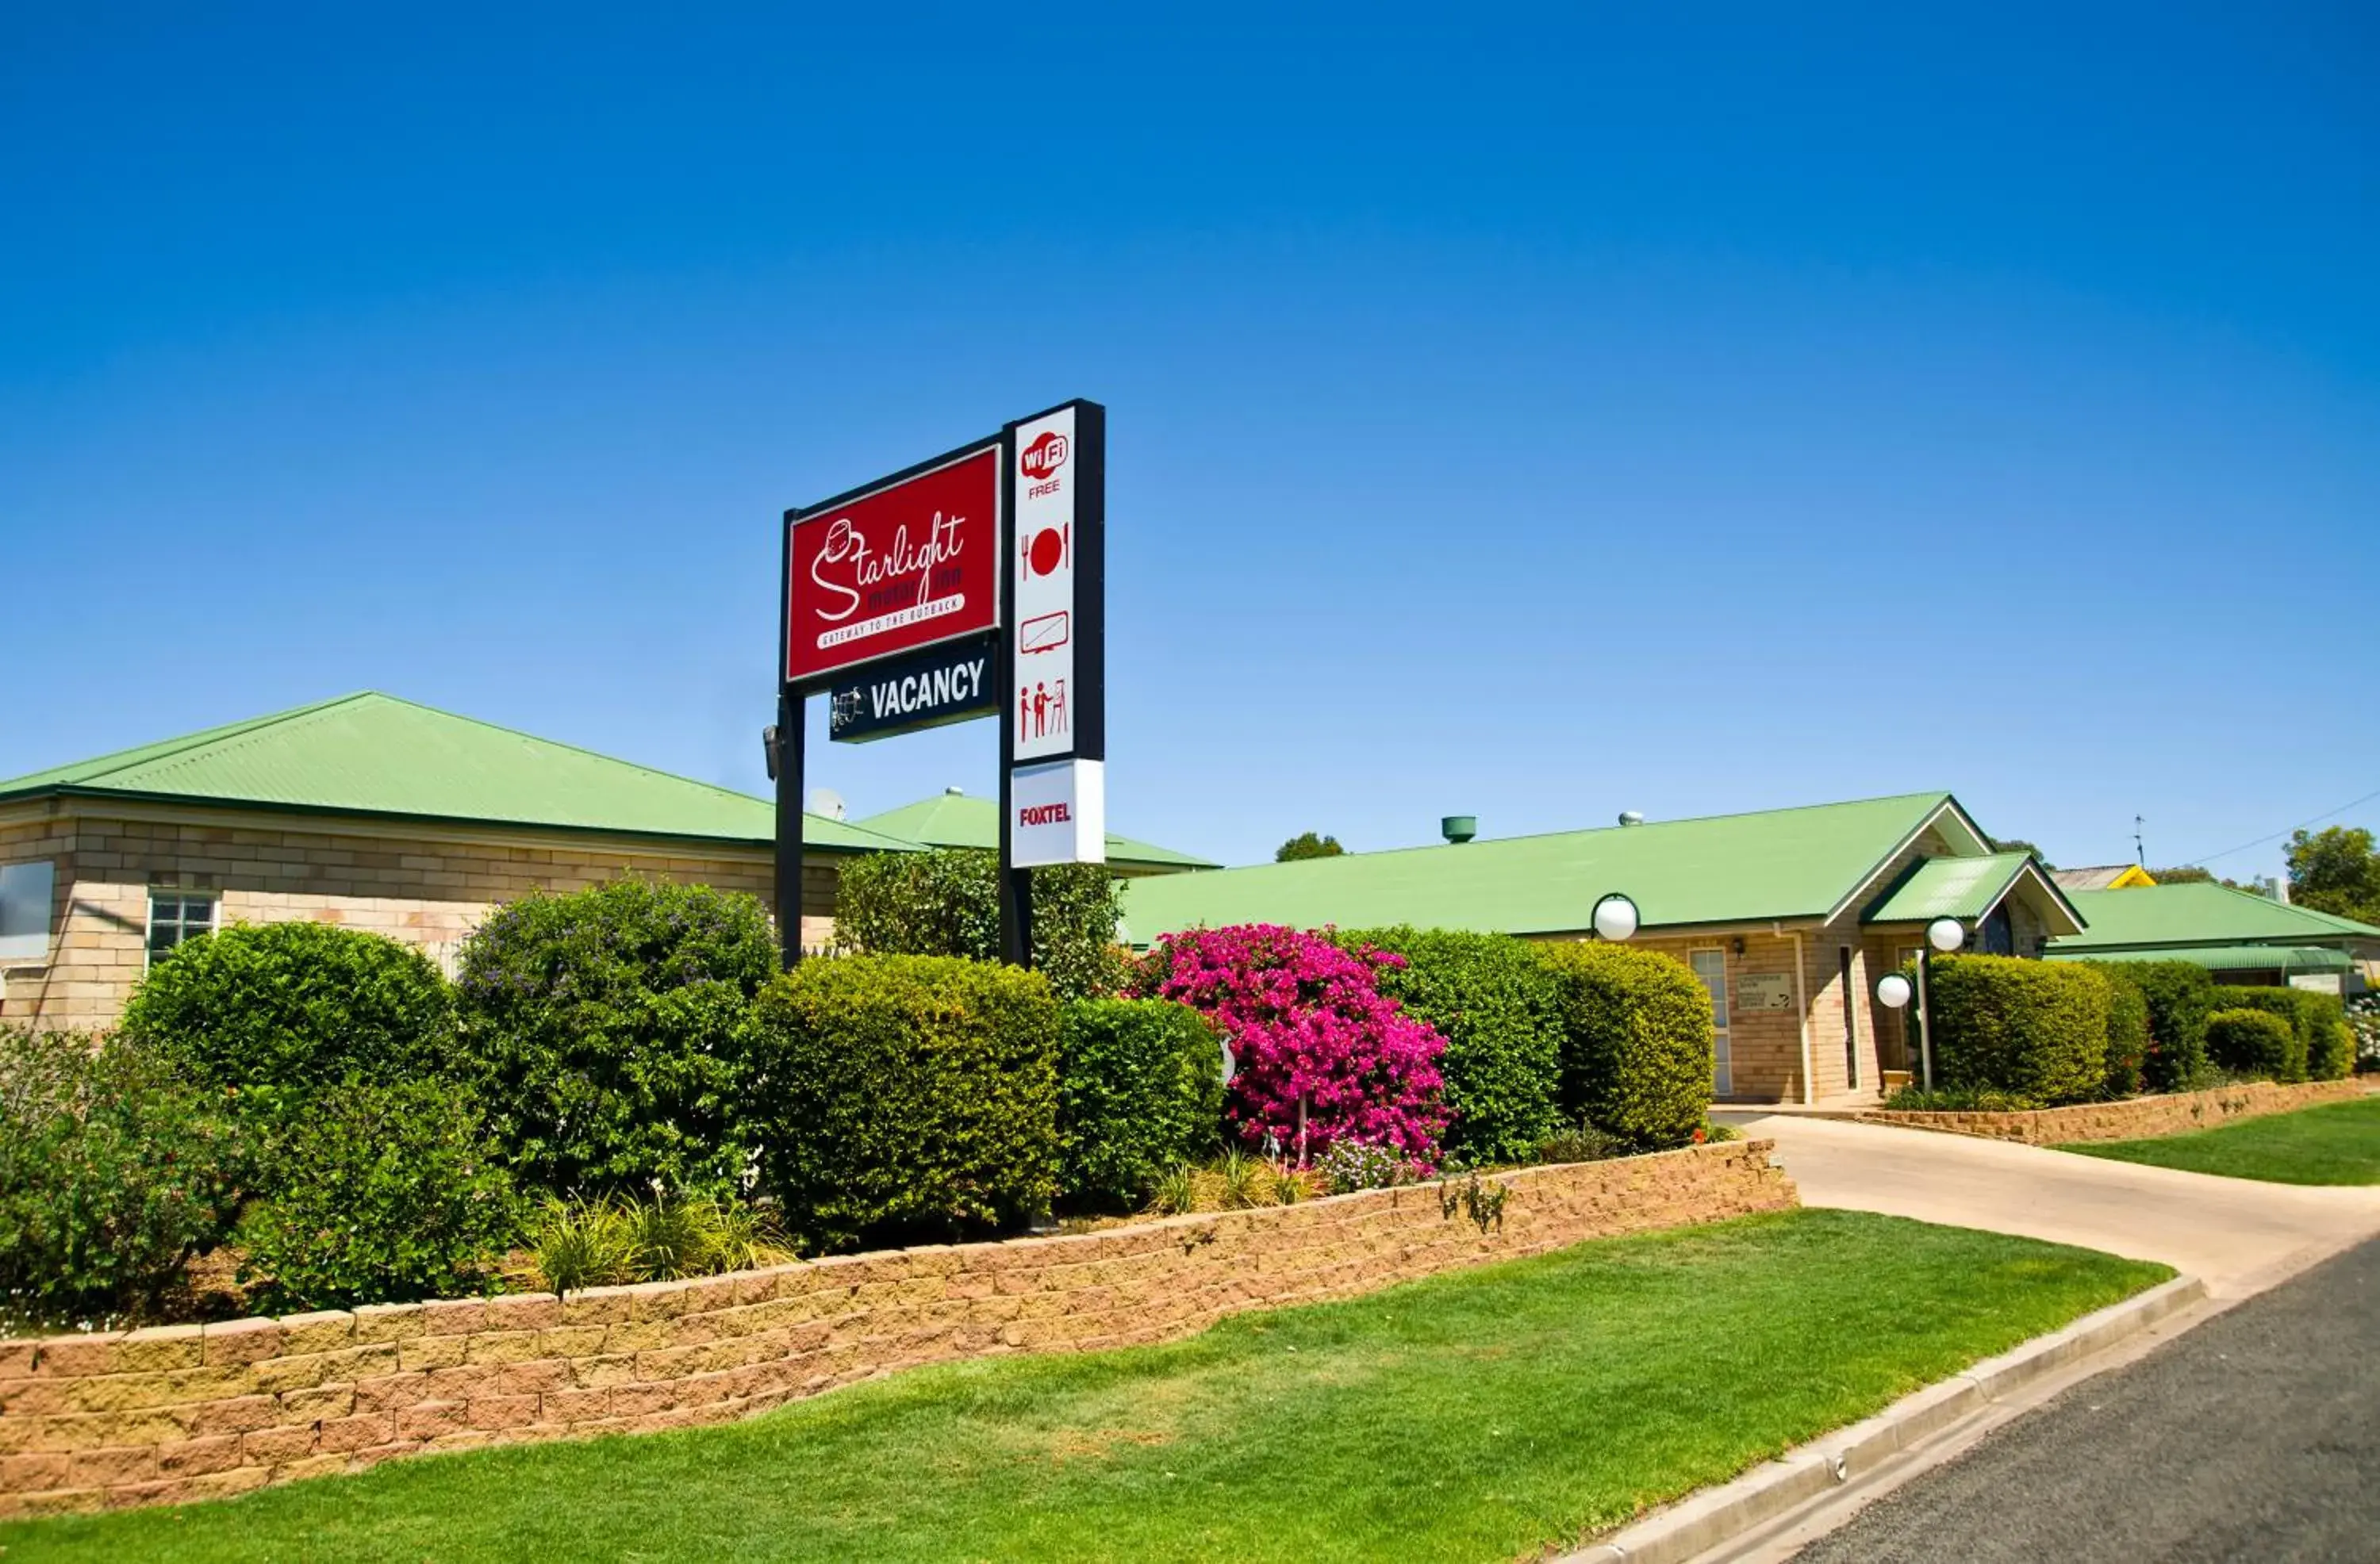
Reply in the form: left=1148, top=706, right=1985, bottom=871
left=0, top=692, right=913, bottom=853
left=2048, top=883, right=2380, bottom=954
left=2049, top=943, right=2353, bottom=974
left=854, top=790, right=1218, bottom=872
left=1119, top=792, right=1970, bottom=943
left=1860, top=851, right=2082, bottom=934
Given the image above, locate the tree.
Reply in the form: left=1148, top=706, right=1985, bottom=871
left=1275, top=832, right=1345, bottom=862
left=1988, top=838, right=2055, bottom=870
left=2147, top=865, right=2214, bottom=884
left=2287, top=826, right=2380, bottom=926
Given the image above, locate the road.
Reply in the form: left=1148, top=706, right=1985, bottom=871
left=1789, top=1234, right=2380, bottom=1563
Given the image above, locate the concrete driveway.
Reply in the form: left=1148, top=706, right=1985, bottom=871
left=1723, top=1113, right=2380, bottom=1298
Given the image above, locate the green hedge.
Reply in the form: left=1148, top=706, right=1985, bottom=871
left=2076, top=964, right=2150, bottom=1098
left=833, top=847, right=1126, bottom=1000
left=1341, top=927, right=1563, bottom=1165
left=236, top=1079, right=520, bottom=1313
left=2121, top=961, right=2215, bottom=1092
left=2210, top=985, right=2348, bottom=1083
left=1537, top=944, right=1714, bottom=1150
left=1925, top=955, right=2107, bottom=1106
left=2203, top=1008, right=2298, bottom=1082
left=1056, top=999, right=1222, bottom=1211
left=740, top=955, right=1061, bottom=1250
left=452, top=880, right=777, bottom=1198
left=0, top=1030, right=251, bottom=1333
left=118, top=920, right=453, bottom=1097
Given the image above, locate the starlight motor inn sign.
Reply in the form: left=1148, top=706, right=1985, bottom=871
left=774, top=400, right=1107, bottom=967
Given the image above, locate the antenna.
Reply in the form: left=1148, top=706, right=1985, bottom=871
left=807, top=787, right=846, bottom=822
left=2133, top=815, right=2145, bottom=867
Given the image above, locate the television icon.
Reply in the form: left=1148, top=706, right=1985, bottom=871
left=1019, top=611, right=1070, bottom=654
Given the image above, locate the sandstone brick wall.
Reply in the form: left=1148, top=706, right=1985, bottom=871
left=0, top=1140, right=1796, bottom=1517
left=1862, top=1078, right=2372, bottom=1144
left=0, top=801, right=844, bottom=1032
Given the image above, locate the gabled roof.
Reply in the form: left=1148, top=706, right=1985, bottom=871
left=2052, top=864, right=2157, bottom=891
left=854, top=789, right=1217, bottom=873
left=1120, top=792, right=1978, bottom=943
left=1864, top=852, right=2086, bottom=935
left=0, top=692, right=913, bottom=853
left=2049, top=882, right=2380, bottom=953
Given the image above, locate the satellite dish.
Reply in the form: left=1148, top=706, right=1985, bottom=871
left=806, top=787, right=846, bottom=822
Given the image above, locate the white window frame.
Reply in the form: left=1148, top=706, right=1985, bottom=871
left=145, top=890, right=218, bottom=970
left=1690, top=946, right=1733, bottom=1096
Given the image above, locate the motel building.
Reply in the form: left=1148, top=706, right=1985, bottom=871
left=0, top=692, right=1210, bottom=1033
left=1120, top=795, right=2088, bottom=1108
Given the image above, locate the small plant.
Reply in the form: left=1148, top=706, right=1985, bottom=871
left=1214, top=1149, right=1265, bottom=1209
left=1150, top=1163, right=1201, bottom=1216
left=1315, top=1139, right=1420, bottom=1195
left=1534, top=1123, right=1623, bottom=1164
left=1699, top=1120, right=1742, bottom=1143
left=1271, top=1169, right=1307, bottom=1206
left=1436, top=1170, right=1510, bottom=1234
left=526, top=1191, right=795, bottom=1297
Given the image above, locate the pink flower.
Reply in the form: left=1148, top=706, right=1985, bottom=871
left=1134, top=925, right=1450, bottom=1166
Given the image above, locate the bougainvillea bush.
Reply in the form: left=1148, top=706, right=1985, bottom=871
left=1134, top=924, right=1449, bottom=1165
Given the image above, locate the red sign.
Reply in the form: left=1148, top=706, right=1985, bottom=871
left=785, top=446, right=1001, bottom=684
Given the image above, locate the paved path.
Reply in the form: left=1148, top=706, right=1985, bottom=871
left=1721, top=1112, right=2380, bottom=1297
left=1787, top=1233, right=2380, bottom=1562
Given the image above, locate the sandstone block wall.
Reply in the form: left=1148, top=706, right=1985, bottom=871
left=1862, top=1078, right=2371, bottom=1144
left=0, top=1140, right=1796, bottom=1518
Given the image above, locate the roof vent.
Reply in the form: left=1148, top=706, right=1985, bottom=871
left=1441, top=815, right=1477, bottom=845
left=1618, top=811, right=1645, bottom=827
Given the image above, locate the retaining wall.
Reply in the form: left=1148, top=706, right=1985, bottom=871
left=0, top=1139, right=1796, bottom=1518
left=1863, top=1078, right=2370, bottom=1145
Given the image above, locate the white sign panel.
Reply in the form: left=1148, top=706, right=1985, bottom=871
left=1010, top=758, right=1106, bottom=868
left=1011, top=405, right=1078, bottom=762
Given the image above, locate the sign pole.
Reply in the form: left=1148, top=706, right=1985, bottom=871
left=775, top=687, right=806, bottom=971
left=996, top=424, right=1032, bottom=968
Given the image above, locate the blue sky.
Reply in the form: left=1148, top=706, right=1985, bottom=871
left=3, top=5, right=2374, bottom=876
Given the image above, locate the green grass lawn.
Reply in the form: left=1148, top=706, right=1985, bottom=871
left=2062, top=1094, right=2380, bottom=1186
left=0, top=1210, right=2167, bottom=1564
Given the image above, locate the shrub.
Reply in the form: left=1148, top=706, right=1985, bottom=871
left=1134, top=925, right=1449, bottom=1165
left=452, top=880, right=776, bottom=1198
left=1056, top=999, right=1223, bottom=1211
left=740, top=955, right=1061, bottom=1250
left=1315, top=1139, right=1422, bottom=1194
left=2202, top=1008, right=2298, bottom=1083
left=1338, top=926, right=1563, bottom=1166
left=1921, top=955, right=2107, bottom=1106
left=833, top=847, right=1127, bottom=1000
left=1882, top=1083, right=2044, bottom=1112
left=2348, top=994, right=2380, bottom=1072
left=2209, top=986, right=2344, bottom=1083
left=2121, top=961, right=2216, bottom=1092
left=1538, top=943, right=1714, bottom=1150
left=0, top=1029, right=251, bottom=1332
left=2079, top=964, right=2151, bottom=1098
left=236, top=1079, right=519, bottom=1313
left=118, top=920, right=453, bottom=1097
left=1534, top=1121, right=1624, bottom=1164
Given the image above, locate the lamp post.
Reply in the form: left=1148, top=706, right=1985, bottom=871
left=1591, top=893, right=1640, bottom=943
left=1874, top=917, right=1966, bottom=1093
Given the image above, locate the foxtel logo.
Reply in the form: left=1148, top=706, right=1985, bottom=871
left=1018, top=803, right=1072, bottom=826
left=1021, top=431, right=1069, bottom=482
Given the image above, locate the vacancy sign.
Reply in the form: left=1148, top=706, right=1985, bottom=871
left=1010, top=404, right=1100, bottom=763
left=785, top=445, right=1002, bottom=685
left=1011, top=757, right=1106, bottom=868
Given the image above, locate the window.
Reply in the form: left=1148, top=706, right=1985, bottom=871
left=0, top=862, right=56, bottom=962
left=1690, top=949, right=1732, bottom=1096
left=147, top=891, right=217, bottom=965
